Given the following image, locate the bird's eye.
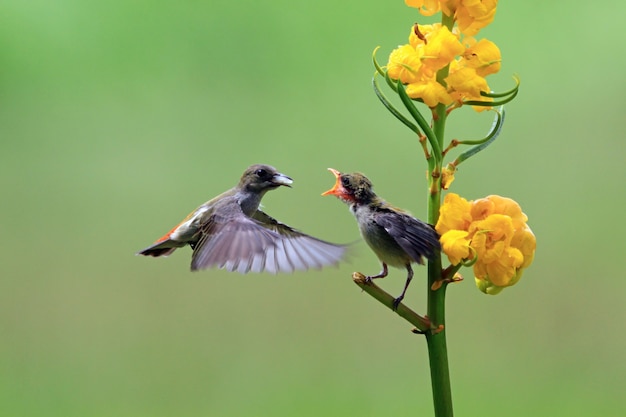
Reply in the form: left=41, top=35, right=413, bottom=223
left=341, top=177, right=350, bottom=187
left=255, top=168, right=269, bottom=178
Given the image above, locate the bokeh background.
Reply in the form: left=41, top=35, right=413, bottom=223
left=2, top=1, right=625, bottom=416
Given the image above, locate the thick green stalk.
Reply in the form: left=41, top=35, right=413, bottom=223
left=425, top=254, right=452, bottom=417
left=425, top=50, right=454, bottom=414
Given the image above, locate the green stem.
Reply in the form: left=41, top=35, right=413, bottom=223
left=425, top=255, right=453, bottom=417
left=425, top=124, right=454, bottom=417
left=425, top=12, right=455, bottom=415
left=422, top=106, right=454, bottom=417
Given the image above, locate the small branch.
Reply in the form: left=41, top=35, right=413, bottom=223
left=352, top=272, right=434, bottom=333
left=419, top=133, right=432, bottom=160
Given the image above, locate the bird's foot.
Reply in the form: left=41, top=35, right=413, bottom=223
left=392, top=296, right=404, bottom=311
left=364, top=273, right=386, bottom=284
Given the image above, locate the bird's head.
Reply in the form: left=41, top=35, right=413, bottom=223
left=239, top=164, right=293, bottom=193
left=321, top=168, right=376, bottom=205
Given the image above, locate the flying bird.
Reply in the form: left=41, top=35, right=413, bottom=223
left=322, top=168, right=440, bottom=309
left=138, top=164, right=347, bottom=273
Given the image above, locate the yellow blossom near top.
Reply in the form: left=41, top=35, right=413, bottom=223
left=421, top=26, right=465, bottom=73
left=406, top=81, right=453, bottom=107
left=461, top=38, right=501, bottom=77
left=405, top=0, right=441, bottom=16
left=402, top=24, right=465, bottom=78
left=387, top=44, right=424, bottom=84
left=455, top=0, right=498, bottom=36
left=435, top=193, right=536, bottom=294
left=405, top=0, right=498, bottom=36
left=461, top=37, right=502, bottom=77
left=387, top=24, right=467, bottom=107
left=386, top=22, right=500, bottom=109
left=445, top=66, right=490, bottom=103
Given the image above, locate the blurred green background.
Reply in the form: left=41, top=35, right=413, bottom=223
left=2, top=1, right=625, bottom=416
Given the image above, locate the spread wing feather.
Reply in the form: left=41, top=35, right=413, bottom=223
left=190, top=209, right=347, bottom=273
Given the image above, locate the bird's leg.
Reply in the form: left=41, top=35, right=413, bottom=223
left=364, top=263, right=388, bottom=284
left=392, top=264, right=414, bottom=311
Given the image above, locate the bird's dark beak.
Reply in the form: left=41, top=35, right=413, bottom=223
left=321, top=168, right=342, bottom=196
left=272, top=173, right=293, bottom=187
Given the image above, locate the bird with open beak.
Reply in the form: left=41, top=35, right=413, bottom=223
left=138, top=164, right=347, bottom=273
left=322, top=168, right=440, bottom=310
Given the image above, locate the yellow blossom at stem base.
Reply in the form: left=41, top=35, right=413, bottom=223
left=440, top=230, right=471, bottom=265
left=436, top=193, right=536, bottom=294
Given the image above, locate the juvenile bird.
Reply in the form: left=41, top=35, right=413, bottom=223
left=138, top=164, right=347, bottom=273
left=322, top=168, right=440, bottom=309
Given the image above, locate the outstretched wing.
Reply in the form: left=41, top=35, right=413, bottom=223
left=374, top=211, right=440, bottom=264
left=190, top=209, right=347, bottom=273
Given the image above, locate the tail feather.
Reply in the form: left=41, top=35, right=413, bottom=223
left=137, top=239, right=185, bottom=257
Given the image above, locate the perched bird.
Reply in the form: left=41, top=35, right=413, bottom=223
left=322, top=168, right=440, bottom=309
left=138, top=164, right=347, bottom=273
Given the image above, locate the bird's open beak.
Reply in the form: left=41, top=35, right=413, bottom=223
left=321, top=168, right=342, bottom=196
left=272, top=173, right=293, bottom=187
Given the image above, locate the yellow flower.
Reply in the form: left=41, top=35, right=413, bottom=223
left=462, top=38, right=501, bottom=77
left=455, top=0, right=498, bottom=36
left=421, top=26, right=465, bottom=73
left=512, top=226, right=536, bottom=269
left=405, top=0, right=441, bottom=16
left=440, top=230, right=471, bottom=265
left=472, top=195, right=527, bottom=228
left=439, top=0, right=460, bottom=17
left=386, top=2, right=500, bottom=109
left=406, top=79, right=453, bottom=107
left=404, top=0, right=498, bottom=36
left=436, top=193, right=472, bottom=235
left=445, top=67, right=490, bottom=102
left=436, top=193, right=536, bottom=294
left=387, top=44, right=423, bottom=84
left=470, top=215, right=523, bottom=286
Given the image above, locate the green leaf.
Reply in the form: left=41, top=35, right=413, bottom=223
left=454, top=107, right=505, bottom=165
left=465, top=76, right=520, bottom=106
left=372, top=46, right=386, bottom=77
left=481, top=75, right=520, bottom=98
left=395, top=79, right=442, bottom=162
left=465, top=88, right=518, bottom=107
left=372, top=73, right=420, bottom=134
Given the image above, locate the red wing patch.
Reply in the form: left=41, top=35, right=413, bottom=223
left=155, top=223, right=181, bottom=243
left=153, top=209, right=198, bottom=243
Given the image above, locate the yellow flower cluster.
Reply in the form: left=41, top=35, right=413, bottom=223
left=405, top=0, right=498, bottom=36
left=386, top=1, right=501, bottom=108
left=435, top=193, right=536, bottom=294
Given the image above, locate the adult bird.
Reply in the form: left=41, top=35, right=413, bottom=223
left=322, top=168, right=440, bottom=309
left=138, top=164, right=347, bottom=273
